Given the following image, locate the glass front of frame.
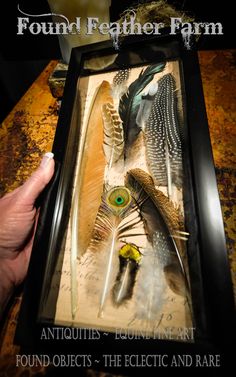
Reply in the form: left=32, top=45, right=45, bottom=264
left=40, top=58, right=195, bottom=341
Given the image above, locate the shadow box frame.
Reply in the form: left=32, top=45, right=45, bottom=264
left=15, top=33, right=235, bottom=375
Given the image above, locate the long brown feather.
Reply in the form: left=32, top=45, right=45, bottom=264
left=76, top=81, right=114, bottom=257
left=71, top=81, right=114, bottom=318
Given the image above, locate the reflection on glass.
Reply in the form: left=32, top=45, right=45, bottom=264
left=47, top=0, right=111, bottom=63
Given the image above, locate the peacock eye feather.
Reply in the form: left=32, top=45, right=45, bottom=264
left=115, top=196, right=124, bottom=205
left=106, top=187, right=131, bottom=213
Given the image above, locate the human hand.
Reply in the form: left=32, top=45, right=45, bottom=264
left=0, top=153, right=55, bottom=315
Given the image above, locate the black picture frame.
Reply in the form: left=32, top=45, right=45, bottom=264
left=15, top=33, right=235, bottom=375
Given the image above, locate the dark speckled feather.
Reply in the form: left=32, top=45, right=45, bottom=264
left=112, top=69, right=130, bottom=99
left=145, top=74, right=182, bottom=194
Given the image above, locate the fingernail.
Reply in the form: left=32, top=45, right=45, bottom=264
left=40, top=152, right=54, bottom=168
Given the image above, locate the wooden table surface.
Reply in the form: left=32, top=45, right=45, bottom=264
left=0, top=52, right=235, bottom=376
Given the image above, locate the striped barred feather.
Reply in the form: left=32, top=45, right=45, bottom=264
left=102, top=102, right=124, bottom=167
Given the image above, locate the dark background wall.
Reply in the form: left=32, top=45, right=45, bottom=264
left=0, top=0, right=234, bottom=123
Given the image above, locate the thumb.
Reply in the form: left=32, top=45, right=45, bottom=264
left=17, top=152, right=55, bottom=207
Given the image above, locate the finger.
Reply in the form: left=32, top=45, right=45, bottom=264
left=17, top=152, right=55, bottom=207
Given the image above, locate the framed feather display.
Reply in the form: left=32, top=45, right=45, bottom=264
left=16, top=34, right=235, bottom=373
left=54, top=60, right=192, bottom=335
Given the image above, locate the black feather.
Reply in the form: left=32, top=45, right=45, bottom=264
left=119, top=63, right=166, bottom=155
